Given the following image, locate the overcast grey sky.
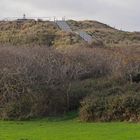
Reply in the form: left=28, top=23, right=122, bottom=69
left=0, top=0, right=140, bottom=31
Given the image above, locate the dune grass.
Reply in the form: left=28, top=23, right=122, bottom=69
left=0, top=118, right=140, bottom=140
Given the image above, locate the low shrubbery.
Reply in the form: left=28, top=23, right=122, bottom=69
left=79, top=83, right=140, bottom=122
left=0, top=46, right=139, bottom=121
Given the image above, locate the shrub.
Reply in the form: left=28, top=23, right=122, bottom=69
left=0, top=45, right=139, bottom=120
left=80, top=91, right=140, bottom=122
left=80, top=96, right=107, bottom=122
left=89, top=39, right=104, bottom=48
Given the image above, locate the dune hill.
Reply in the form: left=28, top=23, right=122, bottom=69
left=0, top=19, right=140, bottom=47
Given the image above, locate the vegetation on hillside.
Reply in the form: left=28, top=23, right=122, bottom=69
left=68, top=20, right=140, bottom=47
left=0, top=20, right=81, bottom=47
left=0, top=19, right=140, bottom=121
left=0, top=20, right=140, bottom=47
left=0, top=45, right=139, bottom=121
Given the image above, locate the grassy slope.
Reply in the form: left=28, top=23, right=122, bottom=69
left=0, top=20, right=139, bottom=47
left=68, top=20, right=140, bottom=47
left=0, top=20, right=82, bottom=47
left=0, top=119, right=140, bottom=140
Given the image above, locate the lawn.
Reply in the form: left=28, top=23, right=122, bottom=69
left=0, top=119, right=140, bottom=140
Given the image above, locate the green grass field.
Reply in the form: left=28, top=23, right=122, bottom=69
left=0, top=119, right=140, bottom=140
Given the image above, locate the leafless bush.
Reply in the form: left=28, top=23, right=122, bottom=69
left=0, top=45, right=139, bottom=120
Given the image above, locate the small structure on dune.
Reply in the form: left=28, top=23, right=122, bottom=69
left=17, top=14, right=28, bottom=21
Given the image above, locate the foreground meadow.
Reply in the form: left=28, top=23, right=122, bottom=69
left=0, top=119, right=140, bottom=140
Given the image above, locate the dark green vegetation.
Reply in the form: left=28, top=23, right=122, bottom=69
left=80, top=83, right=140, bottom=122
left=0, top=119, right=140, bottom=140
left=0, top=19, right=140, bottom=122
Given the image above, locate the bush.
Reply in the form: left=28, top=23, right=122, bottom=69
left=0, top=45, right=139, bottom=120
left=80, top=96, right=107, bottom=122
left=1, top=94, right=34, bottom=120
left=89, top=39, right=104, bottom=48
left=80, top=91, right=140, bottom=122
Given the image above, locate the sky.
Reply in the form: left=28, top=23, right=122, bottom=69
left=0, top=0, right=140, bottom=31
